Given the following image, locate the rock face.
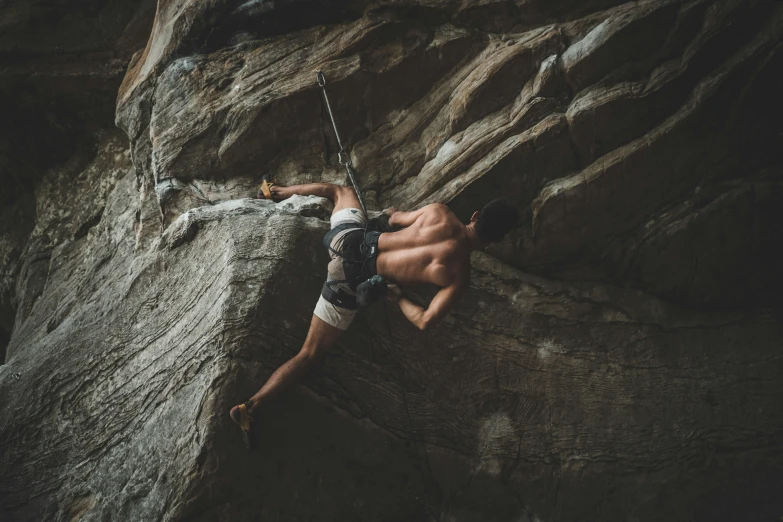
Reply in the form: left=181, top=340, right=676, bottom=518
left=1, top=1, right=782, bottom=521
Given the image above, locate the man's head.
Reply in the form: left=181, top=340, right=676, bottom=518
left=471, top=199, right=519, bottom=243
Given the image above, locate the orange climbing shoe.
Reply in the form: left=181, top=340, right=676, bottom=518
left=256, top=175, right=278, bottom=200
left=229, top=402, right=258, bottom=451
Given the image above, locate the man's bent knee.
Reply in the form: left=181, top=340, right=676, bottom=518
left=332, top=185, right=360, bottom=213
left=335, top=185, right=356, bottom=200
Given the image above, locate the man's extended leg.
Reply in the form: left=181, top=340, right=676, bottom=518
left=230, top=182, right=363, bottom=443
left=264, top=182, right=361, bottom=213
left=241, top=182, right=361, bottom=410
left=241, top=314, right=342, bottom=412
left=229, top=315, right=343, bottom=449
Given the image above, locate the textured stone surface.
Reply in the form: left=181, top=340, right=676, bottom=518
left=1, top=0, right=783, bottom=521
left=0, top=0, right=156, bottom=362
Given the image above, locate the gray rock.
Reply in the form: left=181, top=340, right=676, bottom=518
left=2, top=0, right=783, bottom=520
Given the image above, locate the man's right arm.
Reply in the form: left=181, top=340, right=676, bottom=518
left=388, top=283, right=464, bottom=332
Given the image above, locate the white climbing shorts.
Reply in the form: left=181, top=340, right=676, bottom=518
left=313, top=207, right=367, bottom=330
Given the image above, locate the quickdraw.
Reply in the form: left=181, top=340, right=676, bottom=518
left=316, top=70, right=369, bottom=219
left=316, top=70, right=389, bottom=308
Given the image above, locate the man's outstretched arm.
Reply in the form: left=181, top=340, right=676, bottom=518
left=389, top=283, right=464, bottom=331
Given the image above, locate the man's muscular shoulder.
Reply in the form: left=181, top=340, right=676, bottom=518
left=423, top=203, right=450, bottom=213
left=420, top=203, right=456, bottom=222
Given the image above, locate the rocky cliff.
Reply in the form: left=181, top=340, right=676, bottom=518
left=1, top=0, right=782, bottom=520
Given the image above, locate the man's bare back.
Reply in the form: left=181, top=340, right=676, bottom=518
left=376, top=203, right=482, bottom=331
left=377, top=203, right=471, bottom=288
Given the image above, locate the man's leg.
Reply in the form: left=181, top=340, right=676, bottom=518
left=241, top=314, right=343, bottom=413
left=267, top=182, right=361, bottom=214
left=231, top=183, right=361, bottom=418
left=243, top=181, right=362, bottom=407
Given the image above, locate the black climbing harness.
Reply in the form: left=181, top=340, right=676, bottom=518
left=316, top=70, right=387, bottom=307
left=320, top=226, right=384, bottom=308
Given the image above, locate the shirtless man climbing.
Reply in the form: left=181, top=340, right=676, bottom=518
left=230, top=180, right=518, bottom=448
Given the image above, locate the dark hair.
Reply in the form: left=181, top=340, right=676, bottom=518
left=475, top=199, right=519, bottom=243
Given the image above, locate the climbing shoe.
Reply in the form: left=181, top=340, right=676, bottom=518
left=256, top=175, right=277, bottom=200
left=229, top=402, right=259, bottom=451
